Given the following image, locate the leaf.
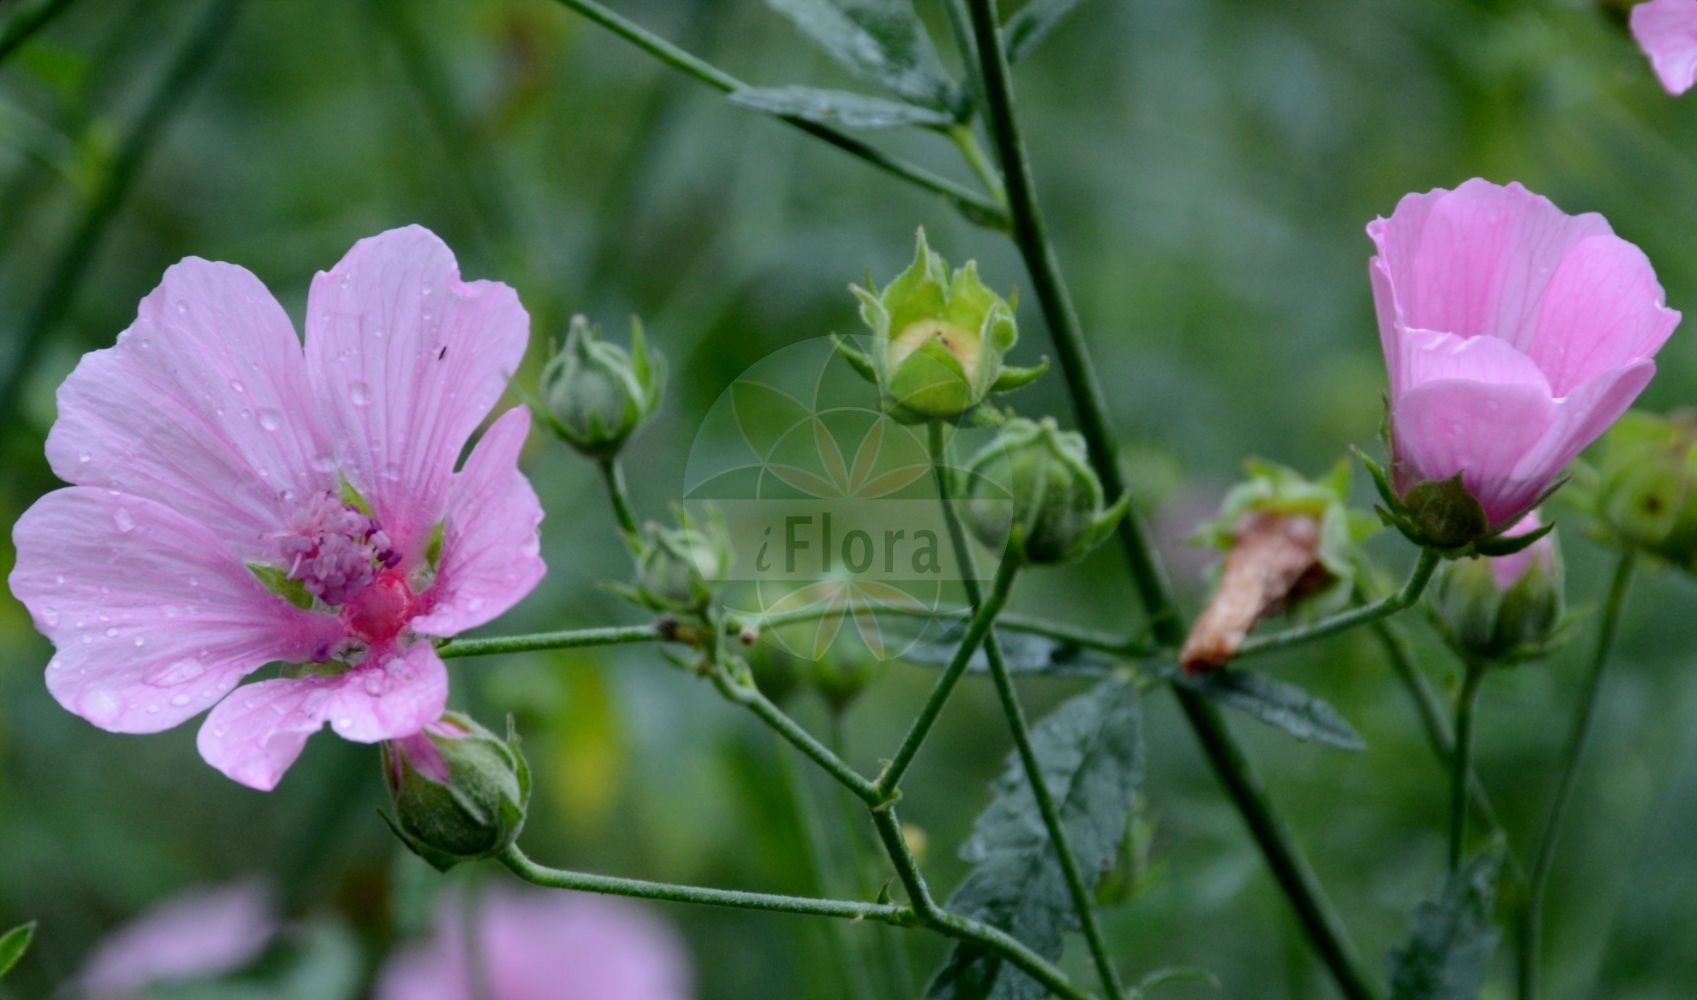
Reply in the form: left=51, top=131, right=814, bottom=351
left=1004, top=0, right=1088, bottom=64
left=1388, top=844, right=1504, bottom=1000
left=0, top=921, right=34, bottom=980
left=1161, top=665, right=1366, bottom=751
left=897, top=624, right=1121, bottom=677
left=765, top=0, right=956, bottom=108
left=1132, top=966, right=1221, bottom=998
left=730, top=86, right=952, bottom=129
left=928, top=679, right=1142, bottom=1000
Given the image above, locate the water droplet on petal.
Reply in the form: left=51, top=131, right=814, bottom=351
left=171, top=693, right=192, bottom=707
left=145, top=658, right=207, bottom=687
left=113, top=509, right=135, bottom=533
left=350, top=382, right=372, bottom=407
left=229, top=378, right=246, bottom=394
left=79, top=688, right=123, bottom=725
left=258, top=408, right=282, bottom=431
left=104, top=626, right=118, bottom=638
left=78, top=450, right=91, bottom=463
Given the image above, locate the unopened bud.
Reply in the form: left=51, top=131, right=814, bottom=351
left=1593, top=409, right=1697, bottom=569
left=538, top=314, right=663, bottom=458
left=961, top=417, right=1128, bottom=565
left=626, top=506, right=731, bottom=613
left=381, top=712, right=531, bottom=871
left=1428, top=512, right=1565, bottom=664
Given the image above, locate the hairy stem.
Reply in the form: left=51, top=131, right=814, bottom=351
left=962, top=1, right=1375, bottom=995
left=1235, top=548, right=1441, bottom=660
left=598, top=456, right=643, bottom=549
left=543, top=0, right=1009, bottom=229
left=1517, top=551, right=1635, bottom=1000
left=1449, top=661, right=1487, bottom=871
left=437, top=623, right=666, bottom=659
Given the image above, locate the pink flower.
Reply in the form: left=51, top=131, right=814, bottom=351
left=1632, top=0, right=1697, bottom=95
left=376, top=888, right=693, bottom=1000
left=8, top=226, right=545, bottom=790
left=77, top=881, right=278, bottom=999
left=1487, top=511, right=1556, bottom=591
left=1368, top=179, right=1679, bottom=526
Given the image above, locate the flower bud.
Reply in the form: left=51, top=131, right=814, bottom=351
left=626, top=506, right=732, bottom=613
left=808, top=647, right=886, bottom=713
left=1428, top=512, right=1565, bottom=664
left=1592, top=409, right=1697, bottom=570
left=960, top=417, right=1129, bottom=565
left=538, top=314, right=663, bottom=458
left=838, top=230, right=1045, bottom=422
left=382, top=712, right=531, bottom=872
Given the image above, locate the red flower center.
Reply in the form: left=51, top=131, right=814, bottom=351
left=342, top=570, right=416, bottom=645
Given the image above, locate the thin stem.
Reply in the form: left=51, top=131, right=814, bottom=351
left=500, top=845, right=916, bottom=924
left=949, top=125, right=1007, bottom=207
left=1235, top=549, right=1441, bottom=660
left=437, top=623, right=666, bottom=659
left=1449, top=661, right=1487, bottom=871
left=598, top=456, right=643, bottom=548
left=873, top=555, right=1016, bottom=799
left=544, top=0, right=1009, bottom=229
left=0, top=0, right=77, bottom=67
left=0, top=0, right=241, bottom=419
left=962, top=2, right=1376, bottom=996
left=1518, top=551, right=1635, bottom=1000
left=983, top=600, right=1127, bottom=998
left=741, top=600, right=1143, bottom=657
left=712, top=662, right=884, bottom=805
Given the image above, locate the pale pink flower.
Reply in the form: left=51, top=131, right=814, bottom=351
left=1368, top=179, right=1679, bottom=526
left=1487, top=511, right=1556, bottom=590
left=376, top=888, right=693, bottom=1000
left=77, top=881, right=278, bottom=999
left=1632, top=0, right=1697, bottom=95
left=8, top=226, right=544, bottom=790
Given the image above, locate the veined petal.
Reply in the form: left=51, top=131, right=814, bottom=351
left=196, top=641, right=447, bottom=791
left=1632, top=0, right=1697, bottom=95
left=1526, top=235, right=1680, bottom=395
left=305, top=226, right=529, bottom=563
left=1392, top=324, right=1550, bottom=400
left=410, top=408, right=545, bottom=638
left=1391, top=378, right=1556, bottom=523
left=9, top=488, right=341, bottom=734
left=44, top=259, right=333, bottom=560
left=1513, top=360, right=1658, bottom=501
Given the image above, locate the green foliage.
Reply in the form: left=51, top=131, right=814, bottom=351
left=928, top=679, right=1142, bottom=999
left=0, top=921, right=34, bottom=980
left=896, top=624, right=1123, bottom=677
left=1162, top=666, right=1366, bottom=751
left=764, top=0, right=957, bottom=110
left=730, top=85, right=952, bottom=129
left=1003, top=0, right=1088, bottom=64
left=1388, top=845, right=1504, bottom=1000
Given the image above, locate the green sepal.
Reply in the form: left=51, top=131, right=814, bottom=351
left=990, top=355, right=1049, bottom=392
left=830, top=333, right=878, bottom=384
left=248, top=563, right=314, bottom=610
left=1403, top=474, right=1489, bottom=550
left=0, top=922, right=36, bottom=980
left=1471, top=518, right=1556, bottom=558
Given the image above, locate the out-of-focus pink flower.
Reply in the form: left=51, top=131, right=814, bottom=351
left=8, top=226, right=545, bottom=790
left=376, top=888, right=693, bottom=1000
left=1488, top=511, right=1555, bottom=590
left=1368, top=179, right=1679, bottom=526
left=78, top=881, right=278, bottom=999
left=1632, top=0, right=1697, bottom=95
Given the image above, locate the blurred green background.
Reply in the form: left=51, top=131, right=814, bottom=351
left=3, top=0, right=1696, bottom=996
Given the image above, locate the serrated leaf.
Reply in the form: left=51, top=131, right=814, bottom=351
left=0, top=921, right=34, bottom=979
left=730, top=85, right=952, bottom=128
left=1004, top=0, right=1087, bottom=64
left=898, top=624, right=1121, bottom=677
left=928, top=679, right=1142, bottom=1000
left=765, top=0, right=955, bottom=108
left=1388, top=845, right=1504, bottom=1000
left=1162, top=665, right=1365, bottom=750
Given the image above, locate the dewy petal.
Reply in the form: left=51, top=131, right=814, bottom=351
left=1391, top=324, right=1551, bottom=401
left=410, top=408, right=545, bottom=637
left=45, top=259, right=333, bottom=561
left=1525, top=235, right=1680, bottom=396
left=1512, top=360, right=1658, bottom=502
left=196, top=641, right=447, bottom=791
left=1632, top=0, right=1697, bottom=96
left=305, top=226, right=529, bottom=562
left=1390, top=378, right=1557, bottom=523
left=9, top=488, right=342, bottom=735
left=1368, top=180, right=1612, bottom=351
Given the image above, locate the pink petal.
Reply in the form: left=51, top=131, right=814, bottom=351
left=9, top=488, right=341, bottom=735
left=78, top=881, right=277, bottom=1000
left=1368, top=180, right=1612, bottom=351
left=197, top=640, right=447, bottom=790
left=1488, top=512, right=1550, bottom=591
left=1632, top=0, right=1697, bottom=95
left=1391, top=325, right=1550, bottom=401
left=45, top=258, right=334, bottom=561
left=1390, top=378, right=1556, bottom=523
left=304, top=226, right=529, bottom=562
left=410, top=408, right=545, bottom=638
left=1512, top=360, right=1658, bottom=501
left=1525, top=235, right=1680, bottom=395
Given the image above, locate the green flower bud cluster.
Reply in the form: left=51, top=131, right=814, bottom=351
left=1590, top=410, right=1697, bottom=571
left=837, top=230, right=1046, bottom=422
left=538, top=314, right=664, bottom=458
left=960, top=417, right=1128, bottom=565
left=1427, top=516, right=1566, bottom=665
left=622, top=506, right=733, bottom=613
left=381, top=712, right=531, bottom=872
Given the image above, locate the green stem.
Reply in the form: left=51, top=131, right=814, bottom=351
left=740, top=601, right=1143, bottom=657
left=0, top=0, right=241, bottom=419
left=1449, top=661, right=1487, bottom=871
left=1235, top=549, right=1441, bottom=660
left=0, top=0, right=77, bottom=66
left=873, top=555, right=1016, bottom=799
left=543, top=0, right=1009, bottom=230
left=949, top=125, right=1007, bottom=207
left=962, top=2, right=1375, bottom=996
left=598, top=456, right=643, bottom=549
left=1517, top=551, right=1635, bottom=1000
left=437, top=623, right=665, bottom=659
left=711, top=661, right=884, bottom=805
